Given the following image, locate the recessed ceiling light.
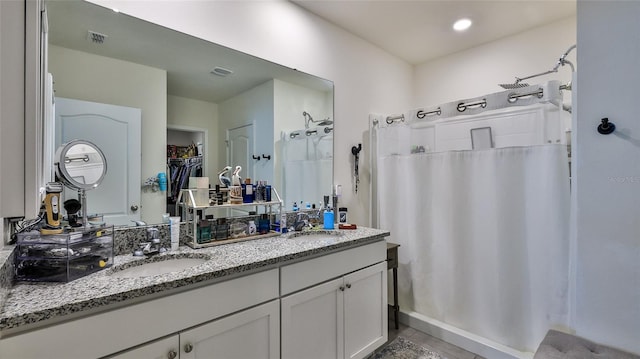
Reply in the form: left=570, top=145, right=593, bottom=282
left=210, top=67, right=234, bottom=77
left=453, top=18, right=472, bottom=32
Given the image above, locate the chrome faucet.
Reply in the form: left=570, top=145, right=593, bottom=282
left=294, top=211, right=320, bottom=231
left=134, top=227, right=164, bottom=256
left=294, top=212, right=311, bottom=231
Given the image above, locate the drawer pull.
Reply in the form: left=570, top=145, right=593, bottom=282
left=346, top=283, right=352, bottom=289
left=168, top=350, right=178, bottom=359
left=339, top=286, right=345, bottom=291
left=184, top=343, right=193, bottom=353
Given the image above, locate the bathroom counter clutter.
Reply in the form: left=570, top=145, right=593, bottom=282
left=0, top=226, right=389, bottom=334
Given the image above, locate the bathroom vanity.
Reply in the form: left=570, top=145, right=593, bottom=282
left=0, top=227, right=389, bottom=359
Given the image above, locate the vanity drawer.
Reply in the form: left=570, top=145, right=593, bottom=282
left=280, top=240, right=386, bottom=296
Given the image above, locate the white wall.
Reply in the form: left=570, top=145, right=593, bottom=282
left=48, top=45, right=167, bottom=224
left=218, top=80, right=275, bottom=185
left=414, top=17, right=576, bottom=108
left=87, top=0, right=414, bottom=227
left=574, top=1, right=640, bottom=353
left=167, top=95, right=218, bottom=180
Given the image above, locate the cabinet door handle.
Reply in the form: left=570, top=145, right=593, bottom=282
left=346, top=283, right=352, bottom=289
left=167, top=350, right=178, bottom=359
left=339, top=286, right=345, bottom=291
left=184, top=343, right=194, bottom=353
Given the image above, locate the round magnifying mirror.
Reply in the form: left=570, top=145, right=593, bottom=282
left=55, top=139, right=107, bottom=190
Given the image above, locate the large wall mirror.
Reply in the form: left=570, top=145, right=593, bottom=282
left=46, top=0, right=334, bottom=226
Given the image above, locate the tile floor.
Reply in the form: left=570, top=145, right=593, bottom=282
left=385, top=322, right=486, bottom=359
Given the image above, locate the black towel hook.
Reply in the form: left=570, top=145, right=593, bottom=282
left=252, top=155, right=261, bottom=160
left=597, top=118, right=615, bottom=135
left=262, top=154, right=271, bottom=160
left=351, top=143, right=362, bottom=156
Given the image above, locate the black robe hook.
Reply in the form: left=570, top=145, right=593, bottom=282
left=598, top=118, right=615, bottom=135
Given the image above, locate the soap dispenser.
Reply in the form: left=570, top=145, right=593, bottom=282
left=323, top=206, right=334, bottom=230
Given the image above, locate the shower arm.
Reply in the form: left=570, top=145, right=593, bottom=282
left=303, top=111, right=332, bottom=129
left=514, top=44, right=577, bottom=85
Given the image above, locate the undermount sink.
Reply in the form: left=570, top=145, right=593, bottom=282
left=109, top=256, right=208, bottom=278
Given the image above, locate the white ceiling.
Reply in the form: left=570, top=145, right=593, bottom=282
left=291, top=0, right=576, bottom=65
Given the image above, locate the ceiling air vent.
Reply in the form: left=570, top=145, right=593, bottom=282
left=210, top=67, right=233, bottom=77
left=87, top=30, right=108, bottom=44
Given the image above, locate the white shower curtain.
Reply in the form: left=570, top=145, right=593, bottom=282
left=375, top=102, right=570, bottom=352
left=282, top=132, right=333, bottom=208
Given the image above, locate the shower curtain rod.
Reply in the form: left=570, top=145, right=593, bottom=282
left=287, top=125, right=333, bottom=139
left=402, top=81, right=571, bottom=124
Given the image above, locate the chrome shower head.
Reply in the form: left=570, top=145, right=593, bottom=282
left=317, top=119, right=333, bottom=126
left=499, top=82, right=530, bottom=89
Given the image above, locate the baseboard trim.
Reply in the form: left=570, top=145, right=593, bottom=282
left=398, top=310, right=534, bottom=359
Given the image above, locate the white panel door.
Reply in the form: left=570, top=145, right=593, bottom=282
left=227, top=124, right=253, bottom=215
left=181, top=300, right=279, bottom=359
left=55, top=97, right=141, bottom=226
left=227, top=124, right=253, bottom=181
left=344, top=262, right=388, bottom=359
left=281, top=277, right=344, bottom=359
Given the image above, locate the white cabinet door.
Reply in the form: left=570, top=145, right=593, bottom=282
left=281, top=277, right=345, bottom=359
left=180, top=299, right=279, bottom=359
left=107, top=335, right=179, bottom=359
left=281, top=262, right=387, bottom=359
left=344, top=262, right=388, bottom=359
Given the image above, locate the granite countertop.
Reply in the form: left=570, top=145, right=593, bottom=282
left=0, top=227, right=389, bottom=333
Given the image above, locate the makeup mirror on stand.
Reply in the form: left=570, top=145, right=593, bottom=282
left=54, top=139, right=107, bottom=229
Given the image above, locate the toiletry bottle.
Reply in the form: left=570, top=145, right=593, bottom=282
left=243, top=178, right=253, bottom=203
left=170, top=216, right=180, bottom=250
left=215, top=218, right=229, bottom=240
left=339, top=207, right=348, bottom=223
left=157, top=172, right=167, bottom=191
left=280, top=211, right=287, bottom=234
left=332, top=195, right=339, bottom=224
left=265, top=181, right=272, bottom=202
left=323, top=206, right=334, bottom=230
left=293, top=202, right=299, bottom=212
left=248, top=220, right=257, bottom=236
left=258, top=214, right=270, bottom=234
left=306, top=202, right=311, bottom=210
left=255, top=181, right=264, bottom=202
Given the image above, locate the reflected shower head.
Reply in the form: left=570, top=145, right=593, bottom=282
left=303, top=111, right=332, bottom=128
